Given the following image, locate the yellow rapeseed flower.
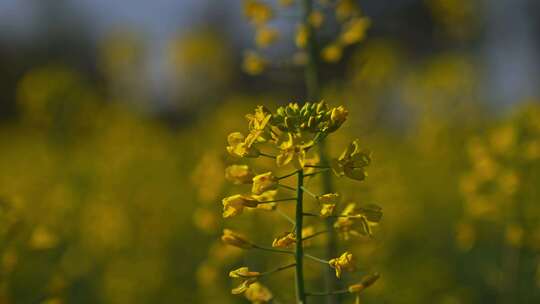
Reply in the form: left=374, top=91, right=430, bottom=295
left=221, top=229, right=254, bottom=249
left=255, top=27, right=280, bottom=48
left=320, top=204, right=336, bottom=218
left=227, top=132, right=260, bottom=158
left=331, top=139, right=371, bottom=181
left=243, top=51, right=266, bottom=75
left=276, top=133, right=310, bottom=169
left=335, top=0, right=360, bottom=21
left=321, top=43, right=343, bottom=63
left=329, top=106, right=349, bottom=131
left=272, top=232, right=296, bottom=248
left=225, top=164, right=255, bottom=184
left=340, top=17, right=370, bottom=45
left=243, top=0, right=273, bottom=26
left=222, top=194, right=259, bottom=218
left=229, top=267, right=261, bottom=278
left=245, top=282, right=273, bottom=303
left=329, top=251, right=355, bottom=278
left=252, top=172, right=279, bottom=195
left=318, top=193, right=339, bottom=204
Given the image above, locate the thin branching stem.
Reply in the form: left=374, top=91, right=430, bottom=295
left=279, top=184, right=297, bottom=192
left=260, top=263, right=297, bottom=276
left=258, top=198, right=297, bottom=204
left=304, top=168, right=330, bottom=177
left=276, top=208, right=296, bottom=226
left=301, top=186, right=319, bottom=199
left=279, top=170, right=300, bottom=180
left=253, top=244, right=294, bottom=255
left=302, top=230, right=329, bottom=241
left=304, top=253, right=330, bottom=264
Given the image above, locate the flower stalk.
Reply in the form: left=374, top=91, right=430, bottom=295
left=295, top=169, right=307, bottom=303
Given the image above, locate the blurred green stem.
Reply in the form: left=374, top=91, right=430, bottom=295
left=301, top=0, right=340, bottom=303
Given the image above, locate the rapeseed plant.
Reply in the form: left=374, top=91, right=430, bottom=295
left=221, top=101, right=381, bottom=303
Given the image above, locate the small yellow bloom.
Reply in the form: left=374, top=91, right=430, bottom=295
left=245, top=282, right=273, bottom=303
left=331, top=139, right=371, bottom=181
left=335, top=0, right=360, bottom=21
left=232, top=278, right=258, bottom=294
left=321, top=43, right=343, bottom=63
left=255, top=27, right=280, bottom=48
left=329, top=106, right=348, bottom=131
left=225, top=165, right=255, bottom=184
left=221, top=229, right=254, bottom=249
left=242, top=51, right=266, bottom=75
left=243, top=0, right=273, bottom=26
left=329, top=251, right=355, bottom=278
left=320, top=204, right=336, bottom=218
left=245, top=105, right=272, bottom=145
left=340, top=17, right=370, bottom=45
left=272, top=232, right=296, bottom=248
left=252, top=172, right=279, bottom=195
left=276, top=133, right=310, bottom=169
left=229, top=267, right=261, bottom=278
left=295, top=25, right=308, bottom=49
left=309, top=11, right=325, bottom=28
left=318, top=193, right=339, bottom=204
left=227, top=132, right=260, bottom=158
left=222, top=194, right=259, bottom=218
left=348, top=272, right=380, bottom=293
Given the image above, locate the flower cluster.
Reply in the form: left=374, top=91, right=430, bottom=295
left=221, top=102, right=381, bottom=303
left=458, top=105, right=540, bottom=251
left=240, top=0, right=371, bottom=75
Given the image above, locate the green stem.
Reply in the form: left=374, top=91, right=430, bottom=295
left=260, top=263, right=297, bottom=276
left=253, top=244, right=294, bottom=255
left=302, top=0, right=320, bottom=101
left=302, top=230, right=329, bottom=241
left=279, top=184, right=297, bottom=192
left=257, top=198, right=297, bottom=204
left=295, top=169, right=307, bottom=304
left=304, top=168, right=330, bottom=177
left=301, top=186, right=319, bottom=199
left=279, top=170, right=300, bottom=180
left=301, top=0, right=339, bottom=301
left=304, top=253, right=329, bottom=264
left=260, top=152, right=276, bottom=159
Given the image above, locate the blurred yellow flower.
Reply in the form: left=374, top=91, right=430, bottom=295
left=243, top=0, right=273, bottom=26
left=335, top=0, right=360, bottom=21
left=229, top=266, right=261, bottom=278
left=329, top=106, right=349, bottom=131
left=340, top=17, right=370, bottom=45
left=245, top=282, right=273, bottom=303
left=331, top=139, right=371, bottom=181
left=309, top=11, right=325, bottom=28
left=255, top=27, right=280, bottom=48
left=329, top=251, right=355, bottom=278
left=321, top=43, right=343, bottom=63
left=243, top=51, right=266, bottom=75
left=225, top=165, right=255, bottom=184
left=272, top=232, right=296, bottom=248
left=348, top=272, right=380, bottom=293
left=221, top=229, right=254, bottom=249
left=320, top=204, right=336, bottom=218
left=252, top=172, right=279, bottom=195
left=222, top=194, right=259, bottom=218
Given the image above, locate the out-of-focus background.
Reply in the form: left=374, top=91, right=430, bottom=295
left=1, top=0, right=539, bottom=303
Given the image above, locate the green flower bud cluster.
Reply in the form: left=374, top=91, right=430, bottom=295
left=272, top=101, right=348, bottom=135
